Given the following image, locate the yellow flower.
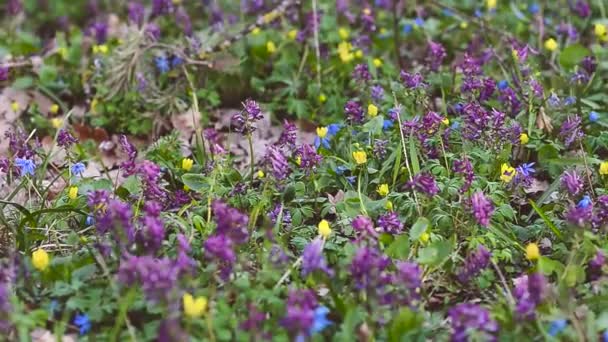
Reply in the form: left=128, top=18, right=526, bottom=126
left=266, top=41, right=277, bottom=54
left=183, top=293, right=208, bottom=318
left=511, top=49, right=519, bottom=61
left=50, top=104, right=60, bottom=114
left=520, top=133, right=529, bottom=144
left=92, top=44, right=108, bottom=54
left=338, top=27, right=349, bottom=40
left=595, top=24, right=607, bottom=40
left=183, top=184, right=190, bottom=192
left=419, top=232, right=430, bottom=243
left=11, top=101, right=20, bottom=112
left=57, top=47, right=68, bottom=60
left=544, top=38, right=558, bottom=52
left=385, top=200, right=393, bottom=211
left=257, top=170, right=265, bottom=178
left=172, top=0, right=181, bottom=4
left=525, top=243, right=540, bottom=261
left=287, top=29, right=298, bottom=40
left=50, top=118, right=63, bottom=129
left=295, top=156, right=302, bottom=166
left=600, top=161, right=608, bottom=175
left=318, top=94, right=327, bottom=103
left=459, top=22, right=468, bottom=29
left=368, top=104, right=378, bottom=117
left=377, top=183, right=389, bottom=197
left=373, top=58, right=382, bottom=67
left=68, top=186, right=78, bottom=200
left=500, top=163, right=516, bottom=183
left=90, top=98, right=99, bottom=114
left=318, top=219, right=331, bottom=238
left=263, top=11, right=279, bottom=24
left=486, top=0, right=497, bottom=10
left=32, top=248, right=50, bottom=271
left=182, top=158, right=194, bottom=171
left=442, top=117, right=450, bottom=125
left=316, top=126, right=328, bottom=138
left=355, top=50, right=363, bottom=58
left=380, top=28, right=387, bottom=35
left=352, top=151, right=367, bottom=165
left=251, top=27, right=261, bottom=35
left=338, top=42, right=354, bottom=63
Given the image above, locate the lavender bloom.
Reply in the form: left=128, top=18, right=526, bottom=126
left=301, top=238, right=333, bottom=277
left=593, top=195, right=608, bottom=228
left=372, top=139, right=388, bottom=158
left=344, top=100, right=364, bottom=124
left=350, top=246, right=392, bottom=292
left=157, top=318, right=187, bottom=342
left=204, top=234, right=236, bottom=279
left=513, top=163, right=536, bottom=187
left=394, top=261, right=423, bottom=306
left=212, top=200, right=249, bottom=243
left=277, top=120, right=297, bottom=148
left=174, top=7, right=192, bottom=36
left=449, top=303, right=498, bottom=342
left=498, top=86, right=522, bottom=114
left=0, top=67, right=8, bottom=81
left=204, top=128, right=225, bottom=155
left=240, top=305, right=266, bottom=332
left=513, top=273, right=548, bottom=319
left=268, top=203, right=291, bottom=227
left=175, top=233, right=195, bottom=274
left=296, top=144, right=322, bottom=170
left=457, top=245, right=492, bottom=283
left=5, top=129, right=36, bottom=159
left=128, top=1, right=144, bottom=26
left=565, top=204, right=592, bottom=227
left=88, top=22, right=108, bottom=44
left=371, top=85, right=384, bottom=102
left=137, top=201, right=165, bottom=253
left=453, top=159, right=475, bottom=193
left=377, top=212, right=403, bottom=234
left=470, top=191, right=494, bottom=227
left=581, top=56, right=597, bottom=75
left=352, top=215, right=378, bottom=240
left=559, top=115, right=584, bottom=147
left=119, top=134, right=137, bottom=174
left=560, top=170, right=583, bottom=196
left=7, top=0, right=22, bottom=15
left=400, top=71, right=426, bottom=89
left=151, top=0, right=172, bottom=16
left=145, top=23, right=161, bottom=40
left=95, top=199, right=135, bottom=244
left=0, top=260, right=14, bottom=332
left=269, top=245, right=289, bottom=267
left=281, top=289, right=317, bottom=338
left=232, top=99, right=264, bottom=135
left=426, top=41, right=446, bottom=71
left=117, top=254, right=180, bottom=301
left=572, top=0, right=591, bottom=17
left=265, top=145, right=290, bottom=180
left=406, top=173, right=439, bottom=196
left=14, top=158, right=35, bottom=176
left=588, top=250, right=605, bottom=281
left=352, top=64, right=371, bottom=82
left=57, top=129, right=78, bottom=148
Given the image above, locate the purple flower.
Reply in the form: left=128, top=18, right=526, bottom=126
left=128, top=1, right=144, bottom=26
left=377, top=212, right=403, bottom=234
left=371, top=85, right=384, bottom=102
left=157, top=318, right=187, bottom=342
left=400, top=71, right=426, bottom=89
left=232, top=99, right=263, bottom=135
left=449, top=303, right=498, bottom=342
left=212, top=200, right=249, bottom=243
left=513, top=272, right=548, bottom=319
left=136, top=201, right=165, bottom=253
left=352, top=63, right=371, bottom=82
left=174, top=7, right=192, bottom=36
left=560, top=170, right=583, bottom=196
left=268, top=203, right=291, bottom=227
left=581, top=56, right=597, bottom=75
left=265, top=145, right=290, bottom=180
left=146, top=23, right=161, bottom=40
left=277, top=120, right=297, bottom=148
left=588, top=250, right=605, bottom=281
left=281, top=289, right=317, bottom=337
left=204, top=234, right=236, bottom=279
left=406, top=173, right=439, bottom=196
left=0, top=66, right=8, bottom=81
left=352, top=215, right=377, bottom=240
left=426, top=41, right=446, bottom=71
left=117, top=254, right=180, bottom=301
left=560, top=115, right=584, bottom=147
left=457, top=245, right=492, bottom=283
left=95, top=199, right=135, bottom=245
left=593, top=195, right=608, bottom=228
left=565, top=204, right=592, bottom=227
left=301, top=238, right=332, bottom=277
left=453, top=159, right=475, bottom=193
left=6, top=0, right=23, bottom=16
left=88, top=22, right=108, bottom=44
left=344, top=100, right=364, bottom=124
left=151, top=0, right=172, bottom=17
left=350, top=246, right=392, bottom=292
left=372, top=139, right=388, bottom=158
left=572, top=0, right=591, bottom=17
left=14, top=158, right=35, bottom=177
left=470, top=191, right=494, bottom=227
left=296, top=144, right=322, bottom=170
left=240, top=305, right=266, bottom=332
left=57, top=129, right=78, bottom=148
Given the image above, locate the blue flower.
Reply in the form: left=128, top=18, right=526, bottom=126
left=528, top=3, right=540, bottom=14
left=577, top=195, right=592, bottom=209
left=414, top=17, right=424, bottom=27
left=310, top=306, right=332, bottom=334
left=85, top=216, right=95, bottom=226
left=497, top=80, right=509, bottom=90
left=335, top=166, right=348, bottom=175
left=548, top=319, right=567, bottom=336
left=73, top=313, right=91, bottom=335
left=474, top=9, right=483, bottom=17
left=383, top=119, right=394, bottom=130
left=517, top=163, right=536, bottom=177
left=402, top=24, right=413, bottom=34
left=450, top=121, right=460, bottom=130
left=442, top=9, right=453, bottom=17
left=589, top=111, right=600, bottom=123
left=314, top=124, right=342, bottom=149
left=346, top=176, right=357, bottom=185
left=155, top=56, right=170, bottom=73
left=603, top=330, right=608, bottom=342
left=15, top=158, right=35, bottom=177
left=71, top=162, right=86, bottom=176
left=547, top=93, right=561, bottom=107
left=564, top=96, right=576, bottom=106
left=171, top=56, right=184, bottom=67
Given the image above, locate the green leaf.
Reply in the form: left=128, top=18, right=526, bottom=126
left=409, top=217, right=430, bottom=241
left=12, top=76, right=34, bottom=90
left=529, top=199, right=563, bottom=240
left=388, top=308, right=423, bottom=341
left=409, top=133, right=420, bottom=175
left=417, top=240, right=452, bottom=267
left=386, top=234, right=411, bottom=260
left=559, top=44, right=590, bottom=69
left=182, top=174, right=209, bottom=192
left=362, top=115, right=384, bottom=134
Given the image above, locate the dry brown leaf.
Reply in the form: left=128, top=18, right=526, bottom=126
left=536, top=107, right=553, bottom=133
left=524, top=179, right=549, bottom=194
left=31, top=328, right=77, bottom=342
